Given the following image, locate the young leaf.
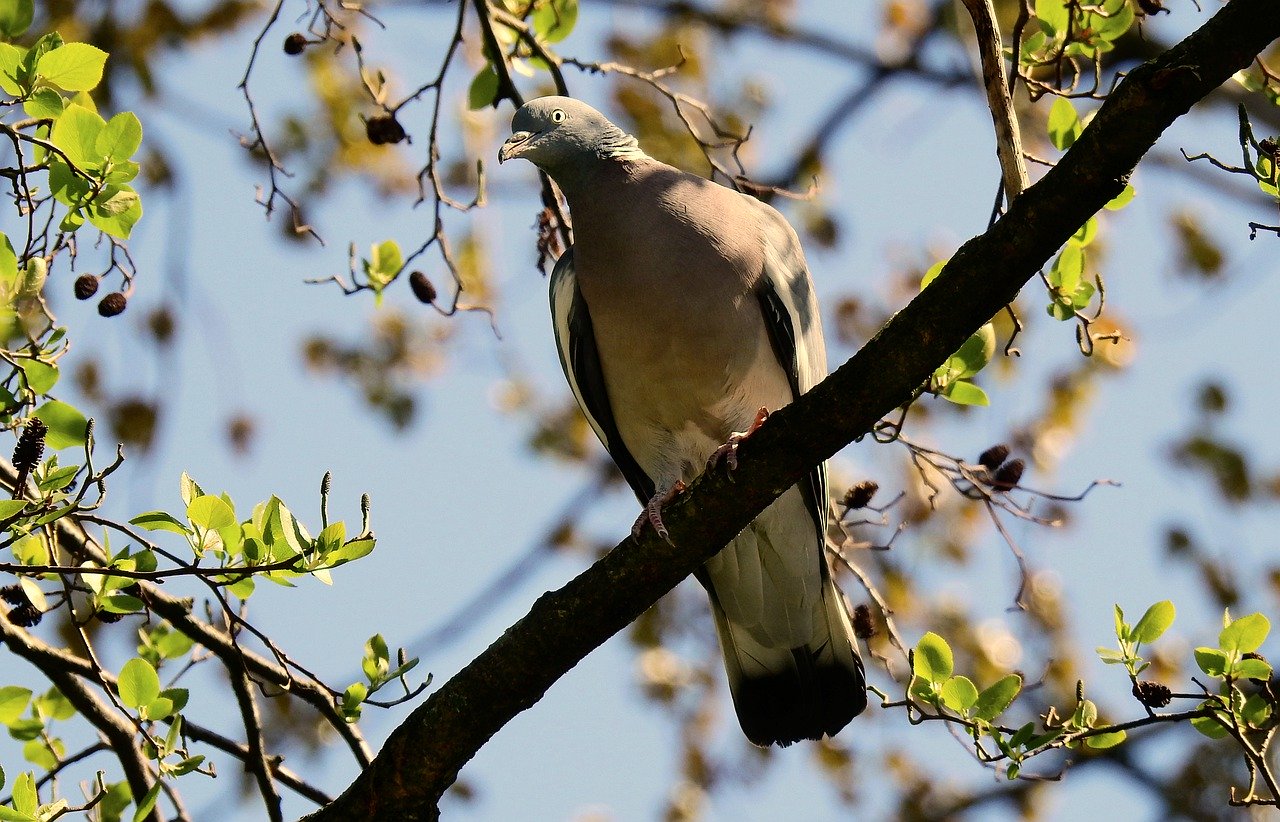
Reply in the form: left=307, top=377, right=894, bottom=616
left=1194, top=647, right=1228, bottom=678
left=467, top=64, right=499, bottom=111
left=10, top=771, right=36, bottom=816
left=1047, top=97, right=1082, bottom=150
left=1085, top=729, right=1126, bottom=749
left=117, top=658, right=160, bottom=709
left=1104, top=183, right=1135, bottom=211
left=0, top=686, right=32, bottom=725
left=1235, top=657, right=1271, bottom=681
left=913, top=632, right=954, bottom=683
left=1035, top=0, right=1070, bottom=36
left=973, top=674, right=1023, bottom=721
left=1191, top=710, right=1230, bottom=739
left=35, top=43, right=107, bottom=92
left=131, top=782, right=162, bottom=822
left=32, top=400, right=87, bottom=449
left=941, top=379, right=989, bottom=407
left=0, top=0, right=33, bottom=39
left=1131, top=600, right=1175, bottom=644
left=129, top=510, right=191, bottom=536
left=1219, top=613, right=1269, bottom=656
left=187, top=495, right=236, bottom=532
left=941, top=675, right=979, bottom=714
left=532, top=0, right=578, bottom=43
left=96, top=111, right=142, bottom=160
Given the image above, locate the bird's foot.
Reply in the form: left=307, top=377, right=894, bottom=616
left=631, top=481, right=688, bottom=545
left=706, top=407, right=771, bottom=475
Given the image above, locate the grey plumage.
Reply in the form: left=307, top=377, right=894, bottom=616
left=501, top=97, right=866, bottom=746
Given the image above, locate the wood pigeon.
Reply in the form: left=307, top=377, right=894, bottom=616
left=499, top=96, right=866, bottom=746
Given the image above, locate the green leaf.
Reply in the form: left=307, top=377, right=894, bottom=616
left=1035, top=0, right=1070, bottom=36
left=1194, top=647, right=1228, bottom=678
left=10, top=771, right=36, bottom=816
left=187, top=494, right=237, bottom=532
left=1049, top=244, right=1084, bottom=292
left=1132, top=600, right=1175, bottom=644
left=1047, top=97, right=1081, bottom=151
left=467, top=64, right=499, bottom=111
left=1191, top=710, right=1229, bottom=739
left=341, top=682, right=367, bottom=722
left=0, top=42, right=23, bottom=96
left=1220, top=613, right=1269, bottom=656
left=1114, top=604, right=1127, bottom=642
left=88, top=185, right=142, bottom=239
left=1085, top=729, right=1126, bottom=749
left=920, top=259, right=946, bottom=290
left=35, top=43, right=107, bottom=92
left=131, top=782, right=161, bottom=822
left=0, top=686, right=32, bottom=725
left=117, top=658, right=160, bottom=709
left=940, top=675, right=979, bottom=713
left=941, top=380, right=989, bottom=406
left=1068, top=216, right=1097, bottom=248
left=913, top=632, right=954, bottom=683
left=1005, top=763, right=1019, bottom=780
left=1072, top=698, right=1098, bottom=728
left=1105, top=183, right=1135, bottom=211
left=1090, top=0, right=1134, bottom=42
left=364, top=239, right=402, bottom=292
left=33, top=400, right=87, bottom=449
left=951, top=324, right=996, bottom=378
left=1235, top=657, right=1272, bottom=681
left=1096, top=647, right=1127, bottom=664
left=0, top=0, right=33, bottom=39
left=0, top=499, right=26, bottom=520
left=23, top=88, right=62, bottom=120
left=18, top=359, right=58, bottom=395
left=49, top=103, right=104, bottom=168
left=129, top=510, right=192, bottom=536
left=973, top=674, right=1023, bottom=721
left=99, top=594, right=144, bottom=614
left=1243, top=692, right=1272, bottom=727
left=96, top=112, right=142, bottom=160
left=22, top=738, right=56, bottom=770
left=532, top=0, right=578, bottom=43
left=34, top=686, right=73, bottom=721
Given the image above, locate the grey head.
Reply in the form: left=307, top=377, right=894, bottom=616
left=497, top=96, right=644, bottom=174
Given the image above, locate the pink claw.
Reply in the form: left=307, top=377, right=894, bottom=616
left=706, top=407, right=771, bottom=475
left=631, top=481, right=688, bottom=544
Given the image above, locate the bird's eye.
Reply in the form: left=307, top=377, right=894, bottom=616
left=551, top=109, right=566, bottom=123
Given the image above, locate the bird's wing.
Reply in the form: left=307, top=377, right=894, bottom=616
left=753, top=203, right=830, bottom=540
left=549, top=249, right=656, bottom=503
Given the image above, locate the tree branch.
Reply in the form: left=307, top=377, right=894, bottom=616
left=304, top=1, right=1280, bottom=818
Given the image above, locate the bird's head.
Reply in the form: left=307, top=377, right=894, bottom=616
left=498, top=96, right=641, bottom=171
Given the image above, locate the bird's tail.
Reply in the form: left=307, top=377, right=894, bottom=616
left=709, top=567, right=867, bottom=747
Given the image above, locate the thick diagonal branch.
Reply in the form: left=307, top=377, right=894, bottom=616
left=305, top=2, right=1280, bottom=818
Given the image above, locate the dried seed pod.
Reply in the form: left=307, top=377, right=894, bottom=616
left=991, top=459, right=1026, bottom=491
left=365, top=115, right=406, bottom=146
left=409, top=271, right=437, bottom=304
left=98, top=292, right=128, bottom=317
left=12, top=418, right=47, bottom=484
left=74, top=273, right=100, bottom=300
left=978, top=444, right=1010, bottom=472
left=1132, top=680, right=1172, bottom=708
left=283, top=32, right=307, bottom=55
left=852, top=604, right=877, bottom=639
left=842, top=480, right=879, bottom=510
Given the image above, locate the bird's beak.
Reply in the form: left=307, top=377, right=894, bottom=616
left=498, top=131, right=534, bottom=164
